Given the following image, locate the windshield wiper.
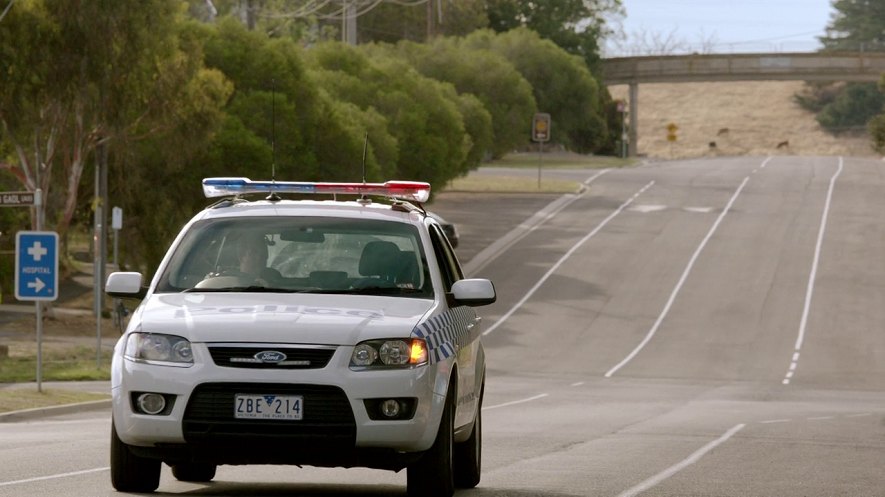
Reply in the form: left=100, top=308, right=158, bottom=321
left=182, top=286, right=299, bottom=293
left=344, top=286, right=425, bottom=296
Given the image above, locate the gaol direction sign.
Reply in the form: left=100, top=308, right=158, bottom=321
left=1, top=191, right=35, bottom=207
left=15, top=231, right=59, bottom=301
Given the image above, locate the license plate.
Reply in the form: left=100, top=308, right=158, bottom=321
left=234, top=394, right=303, bottom=420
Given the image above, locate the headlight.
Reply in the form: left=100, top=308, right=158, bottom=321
left=124, top=333, right=194, bottom=367
left=349, top=339, right=427, bottom=369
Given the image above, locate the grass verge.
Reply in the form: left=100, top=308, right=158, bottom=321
left=0, top=389, right=108, bottom=413
left=0, top=346, right=112, bottom=383
left=0, top=346, right=112, bottom=414
left=445, top=175, right=582, bottom=193
left=489, top=152, right=636, bottom=169
left=441, top=152, right=636, bottom=193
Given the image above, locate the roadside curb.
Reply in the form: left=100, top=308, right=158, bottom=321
left=0, top=399, right=111, bottom=423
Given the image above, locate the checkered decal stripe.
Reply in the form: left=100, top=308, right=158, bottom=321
left=411, top=307, right=478, bottom=364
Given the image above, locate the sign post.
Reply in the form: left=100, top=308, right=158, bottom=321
left=666, top=122, right=679, bottom=158
left=15, top=228, right=58, bottom=393
left=617, top=100, right=627, bottom=158
left=111, top=207, right=123, bottom=331
left=532, top=113, right=551, bottom=189
left=112, top=207, right=122, bottom=268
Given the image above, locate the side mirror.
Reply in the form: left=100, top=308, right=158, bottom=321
left=106, top=272, right=146, bottom=299
left=451, top=279, right=496, bottom=307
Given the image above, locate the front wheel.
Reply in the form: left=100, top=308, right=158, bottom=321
left=454, top=395, right=481, bottom=488
left=110, top=421, right=161, bottom=492
left=407, top=389, right=455, bottom=497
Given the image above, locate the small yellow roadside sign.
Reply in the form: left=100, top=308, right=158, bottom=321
left=666, top=122, right=678, bottom=142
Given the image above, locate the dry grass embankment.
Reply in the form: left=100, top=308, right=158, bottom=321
left=608, top=81, right=877, bottom=159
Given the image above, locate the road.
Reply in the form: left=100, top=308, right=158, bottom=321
left=1, top=156, right=883, bottom=496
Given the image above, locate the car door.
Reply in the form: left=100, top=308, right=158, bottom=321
left=428, top=223, right=482, bottom=429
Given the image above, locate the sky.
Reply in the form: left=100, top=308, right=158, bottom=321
left=605, top=0, right=835, bottom=56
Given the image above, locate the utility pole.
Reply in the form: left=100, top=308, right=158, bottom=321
left=426, top=0, right=434, bottom=40
left=342, top=0, right=357, bottom=45
left=245, top=0, right=256, bottom=30
left=93, top=142, right=108, bottom=367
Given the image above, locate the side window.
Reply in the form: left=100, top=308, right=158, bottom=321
left=429, top=224, right=463, bottom=292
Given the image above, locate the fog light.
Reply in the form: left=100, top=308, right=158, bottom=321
left=364, top=398, right=416, bottom=420
left=137, top=393, right=166, bottom=415
left=380, top=399, right=401, bottom=418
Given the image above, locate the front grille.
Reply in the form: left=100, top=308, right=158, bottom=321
left=182, top=383, right=356, bottom=446
left=208, top=346, right=335, bottom=369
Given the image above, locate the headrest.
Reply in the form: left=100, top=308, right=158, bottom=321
left=359, top=241, right=401, bottom=277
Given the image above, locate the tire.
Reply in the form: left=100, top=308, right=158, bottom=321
left=110, top=421, right=161, bottom=493
left=407, top=388, right=455, bottom=497
left=172, top=463, right=217, bottom=482
left=453, top=395, right=481, bottom=488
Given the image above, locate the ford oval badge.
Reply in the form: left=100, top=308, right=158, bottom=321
left=255, top=351, right=287, bottom=363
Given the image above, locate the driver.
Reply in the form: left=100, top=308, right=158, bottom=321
left=237, top=235, right=268, bottom=278
left=232, top=234, right=281, bottom=285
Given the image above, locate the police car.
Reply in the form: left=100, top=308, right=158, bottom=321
left=105, top=178, right=496, bottom=497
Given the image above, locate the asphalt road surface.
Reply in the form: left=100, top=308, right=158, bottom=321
left=1, top=156, right=883, bottom=496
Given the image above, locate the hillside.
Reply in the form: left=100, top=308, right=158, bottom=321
left=607, top=81, right=877, bottom=159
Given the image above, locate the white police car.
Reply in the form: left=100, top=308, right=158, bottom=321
left=105, top=178, right=496, bottom=496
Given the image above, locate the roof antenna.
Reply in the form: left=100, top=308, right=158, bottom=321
left=361, top=132, right=369, bottom=184
left=357, top=133, right=370, bottom=204
left=267, top=78, right=281, bottom=202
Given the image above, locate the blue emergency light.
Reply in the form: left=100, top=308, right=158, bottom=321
left=202, top=178, right=431, bottom=203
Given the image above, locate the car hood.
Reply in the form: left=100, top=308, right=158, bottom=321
left=133, top=292, right=434, bottom=345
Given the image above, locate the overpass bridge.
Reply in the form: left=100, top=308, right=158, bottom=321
left=601, top=52, right=885, bottom=156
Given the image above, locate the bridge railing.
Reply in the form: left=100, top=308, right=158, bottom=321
left=602, top=52, right=885, bottom=84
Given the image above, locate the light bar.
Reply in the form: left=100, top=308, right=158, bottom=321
left=202, top=177, right=431, bottom=203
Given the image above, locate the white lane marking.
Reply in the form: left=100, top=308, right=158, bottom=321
left=629, top=204, right=667, bottom=213
left=465, top=170, right=610, bottom=276
left=615, top=424, right=746, bottom=497
left=483, top=181, right=655, bottom=336
left=584, top=168, right=611, bottom=185
left=0, top=467, right=108, bottom=488
left=605, top=157, right=769, bottom=377
left=759, top=419, right=792, bottom=424
left=683, top=206, right=714, bottom=213
left=482, top=393, right=549, bottom=411
left=570, top=382, right=585, bottom=387
left=783, top=157, right=843, bottom=385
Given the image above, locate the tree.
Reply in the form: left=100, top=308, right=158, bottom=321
left=808, top=0, right=885, bottom=137
left=485, top=0, right=623, bottom=71
left=607, top=26, right=720, bottom=56
left=868, top=74, right=885, bottom=152
left=306, top=42, right=469, bottom=189
left=378, top=37, right=536, bottom=159
left=0, top=0, right=228, bottom=271
left=357, top=0, right=488, bottom=43
left=199, top=18, right=380, bottom=181
left=820, top=0, right=885, bottom=52
left=465, top=28, right=608, bottom=153
left=118, top=17, right=384, bottom=272
left=816, top=82, right=885, bottom=132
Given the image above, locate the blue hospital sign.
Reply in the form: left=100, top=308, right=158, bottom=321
left=15, top=231, right=59, bottom=301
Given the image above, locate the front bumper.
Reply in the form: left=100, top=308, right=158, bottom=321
left=111, top=341, right=448, bottom=468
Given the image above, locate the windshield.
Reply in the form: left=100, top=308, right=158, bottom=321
left=155, top=216, right=432, bottom=298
